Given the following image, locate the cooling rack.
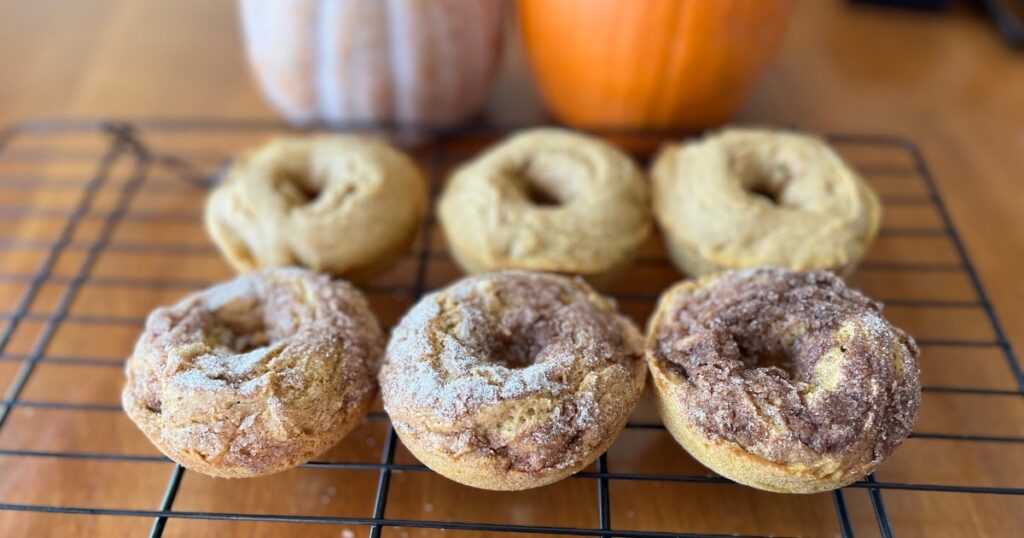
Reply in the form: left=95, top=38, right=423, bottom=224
left=0, top=119, right=1020, bottom=538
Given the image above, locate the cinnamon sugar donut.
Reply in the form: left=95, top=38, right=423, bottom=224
left=380, top=271, right=646, bottom=490
left=123, top=268, right=384, bottom=478
left=651, top=128, right=881, bottom=277
left=646, top=268, right=920, bottom=493
left=437, top=128, right=651, bottom=287
left=205, top=135, right=426, bottom=282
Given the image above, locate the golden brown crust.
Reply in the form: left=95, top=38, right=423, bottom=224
left=380, top=271, right=646, bottom=490
left=122, top=268, right=385, bottom=478
left=651, top=127, right=881, bottom=277
left=205, top=135, right=426, bottom=282
left=398, top=407, right=633, bottom=490
left=645, top=268, right=920, bottom=493
left=437, top=128, right=651, bottom=287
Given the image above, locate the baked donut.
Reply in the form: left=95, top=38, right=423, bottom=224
left=646, top=268, right=919, bottom=493
left=651, top=128, right=881, bottom=277
left=205, top=135, right=426, bottom=282
left=380, top=270, right=646, bottom=490
left=123, top=268, right=384, bottom=478
left=437, top=128, right=651, bottom=287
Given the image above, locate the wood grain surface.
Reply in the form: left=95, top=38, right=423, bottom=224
left=0, top=1, right=1022, bottom=537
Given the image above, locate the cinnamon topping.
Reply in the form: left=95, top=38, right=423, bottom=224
left=380, top=271, right=646, bottom=476
left=123, top=268, right=384, bottom=477
left=651, top=268, right=920, bottom=466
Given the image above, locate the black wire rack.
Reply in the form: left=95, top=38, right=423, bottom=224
left=0, top=118, right=1020, bottom=538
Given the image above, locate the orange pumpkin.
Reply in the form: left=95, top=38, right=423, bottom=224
left=518, top=0, right=796, bottom=130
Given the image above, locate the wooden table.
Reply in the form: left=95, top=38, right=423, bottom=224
left=0, top=1, right=1021, bottom=537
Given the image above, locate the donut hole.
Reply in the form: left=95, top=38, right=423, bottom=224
left=480, top=314, right=560, bottom=369
left=735, top=334, right=807, bottom=381
left=274, top=166, right=325, bottom=206
left=209, top=299, right=271, bottom=354
left=523, top=180, right=563, bottom=207
left=511, top=154, right=587, bottom=208
left=733, top=155, right=797, bottom=208
left=748, top=183, right=783, bottom=206
left=488, top=336, right=544, bottom=369
left=743, top=345, right=797, bottom=377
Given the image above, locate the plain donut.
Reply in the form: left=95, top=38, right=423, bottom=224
left=437, top=128, right=651, bottom=287
left=205, top=135, right=426, bottom=282
left=651, top=127, right=881, bottom=276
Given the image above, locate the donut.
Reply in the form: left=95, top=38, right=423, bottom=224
left=651, top=127, right=881, bottom=277
left=437, top=128, right=651, bottom=287
left=205, top=135, right=426, bottom=282
left=122, top=268, right=384, bottom=478
left=380, top=271, right=646, bottom=490
left=645, top=268, right=920, bottom=493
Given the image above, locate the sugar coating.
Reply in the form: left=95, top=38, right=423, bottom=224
left=122, top=267, right=384, bottom=478
left=650, top=268, right=920, bottom=468
left=380, top=271, right=646, bottom=476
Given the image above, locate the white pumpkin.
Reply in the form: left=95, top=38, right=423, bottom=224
left=238, top=0, right=505, bottom=126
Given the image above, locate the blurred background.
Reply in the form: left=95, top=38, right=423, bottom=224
left=2, top=0, right=1018, bottom=349
left=0, top=0, right=1021, bottom=131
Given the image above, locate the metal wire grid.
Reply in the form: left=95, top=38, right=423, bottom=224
left=0, top=118, right=1018, bottom=537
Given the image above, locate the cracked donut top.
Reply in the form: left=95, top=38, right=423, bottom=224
left=205, top=135, right=425, bottom=281
left=651, top=128, right=881, bottom=275
left=649, top=268, right=920, bottom=466
left=437, top=128, right=651, bottom=278
left=123, top=268, right=384, bottom=477
left=380, top=271, right=646, bottom=474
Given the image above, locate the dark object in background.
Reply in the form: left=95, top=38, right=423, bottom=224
left=850, top=0, right=950, bottom=8
left=851, top=0, right=1023, bottom=49
left=982, top=0, right=1024, bottom=47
